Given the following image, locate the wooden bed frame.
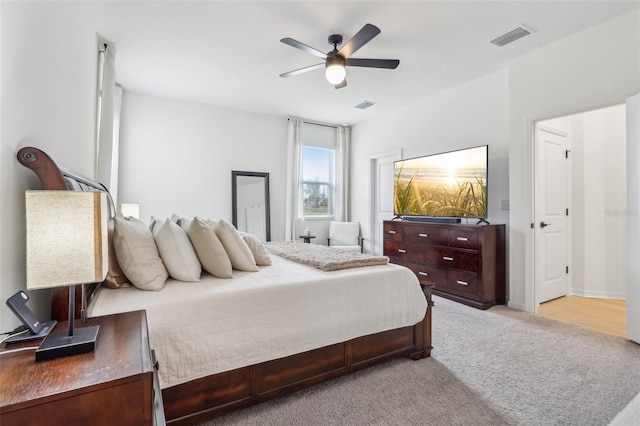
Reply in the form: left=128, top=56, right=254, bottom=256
left=18, top=146, right=434, bottom=425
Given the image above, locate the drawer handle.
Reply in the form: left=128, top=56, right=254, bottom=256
left=388, top=230, right=397, bottom=234
left=418, top=233, right=430, bottom=238
left=456, top=280, right=469, bottom=286
left=398, top=249, right=407, bottom=253
left=418, top=272, right=429, bottom=277
left=443, top=256, right=454, bottom=261
left=456, top=237, right=469, bottom=241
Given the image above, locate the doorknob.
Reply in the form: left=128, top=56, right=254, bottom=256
left=540, top=222, right=550, bottom=228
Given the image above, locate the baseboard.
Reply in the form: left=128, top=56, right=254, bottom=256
left=569, top=289, right=627, bottom=301
left=507, top=301, right=527, bottom=312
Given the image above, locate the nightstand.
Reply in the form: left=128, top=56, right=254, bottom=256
left=0, top=310, right=164, bottom=425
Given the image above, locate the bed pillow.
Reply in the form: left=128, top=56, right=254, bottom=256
left=152, top=218, right=202, bottom=282
left=113, top=214, right=168, bottom=291
left=185, top=217, right=233, bottom=278
left=239, top=231, right=272, bottom=266
left=102, top=219, right=131, bottom=289
left=170, top=213, right=184, bottom=225
left=213, top=219, right=259, bottom=272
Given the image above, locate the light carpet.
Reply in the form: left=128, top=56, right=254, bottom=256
left=199, top=296, right=640, bottom=425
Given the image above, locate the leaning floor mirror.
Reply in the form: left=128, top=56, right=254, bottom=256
left=231, top=171, right=271, bottom=241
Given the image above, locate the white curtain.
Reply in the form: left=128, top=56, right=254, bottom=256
left=335, top=125, right=351, bottom=221
left=285, top=119, right=304, bottom=240
left=95, top=40, right=120, bottom=202
left=109, top=85, right=123, bottom=205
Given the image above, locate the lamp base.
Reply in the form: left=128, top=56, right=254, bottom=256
left=35, top=325, right=99, bottom=362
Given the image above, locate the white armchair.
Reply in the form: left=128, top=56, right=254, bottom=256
left=327, top=221, right=364, bottom=253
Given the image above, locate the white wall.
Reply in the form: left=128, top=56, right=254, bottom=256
left=581, top=106, right=627, bottom=299
left=118, top=92, right=288, bottom=239
left=1, top=2, right=101, bottom=328
left=508, top=10, right=639, bottom=311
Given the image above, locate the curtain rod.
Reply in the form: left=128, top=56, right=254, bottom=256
left=288, top=118, right=339, bottom=129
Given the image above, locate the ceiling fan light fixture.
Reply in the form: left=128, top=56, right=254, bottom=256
left=325, top=56, right=346, bottom=85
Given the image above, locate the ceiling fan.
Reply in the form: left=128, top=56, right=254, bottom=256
left=279, top=23, right=400, bottom=89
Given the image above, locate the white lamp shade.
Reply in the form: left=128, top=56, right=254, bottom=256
left=26, top=191, right=108, bottom=290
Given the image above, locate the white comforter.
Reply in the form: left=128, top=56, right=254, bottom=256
left=88, top=254, right=427, bottom=389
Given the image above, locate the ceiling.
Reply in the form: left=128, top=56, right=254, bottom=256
left=93, top=1, right=640, bottom=125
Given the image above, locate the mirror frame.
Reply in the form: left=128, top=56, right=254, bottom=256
left=231, top=170, right=271, bottom=241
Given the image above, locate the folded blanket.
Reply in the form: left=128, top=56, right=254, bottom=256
left=265, top=241, right=389, bottom=271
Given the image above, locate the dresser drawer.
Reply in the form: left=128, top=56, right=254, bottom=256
left=383, top=222, right=403, bottom=242
left=448, top=270, right=479, bottom=297
left=403, top=223, right=449, bottom=246
left=402, top=261, right=448, bottom=287
left=450, top=228, right=479, bottom=250
left=384, top=241, right=425, bottom=263
left=426, top=247, right=479, bottom=273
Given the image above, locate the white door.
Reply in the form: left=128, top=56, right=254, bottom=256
left=535, top=126, right=569, bottom=303
left=626, top=93, right=640, bottom=343
left=371, top=151, right=401, bottom=255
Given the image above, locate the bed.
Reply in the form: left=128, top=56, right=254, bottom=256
left=17, top=146, right=433, bottom=425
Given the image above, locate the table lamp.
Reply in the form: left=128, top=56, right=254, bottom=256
left=25, top=190, right=108, bottom=361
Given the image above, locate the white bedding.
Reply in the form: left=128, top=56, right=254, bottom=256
left=88, top=254, right=427, bottom=389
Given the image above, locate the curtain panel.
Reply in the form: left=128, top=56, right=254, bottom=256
left=285, top=119, right=304, bottom=240
left=336, top=125, right=351, bottom=221
left=95, top=39, right=121, bottom=204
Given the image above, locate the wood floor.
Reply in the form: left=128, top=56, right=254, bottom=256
left=538, top=295, right=626, bottom=338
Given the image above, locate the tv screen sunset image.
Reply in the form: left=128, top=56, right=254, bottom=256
left=394, top=146, right=487, bottom=218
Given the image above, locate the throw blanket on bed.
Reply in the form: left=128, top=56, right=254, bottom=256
left=265, top=240, right=389, bottom=271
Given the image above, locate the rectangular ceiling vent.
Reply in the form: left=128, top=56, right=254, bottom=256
left=355, top=100, right=376, bottom=110
left=490, top=27, right=531, bottom=47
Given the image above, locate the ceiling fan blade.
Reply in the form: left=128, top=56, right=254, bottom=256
left=334, top=79, right=347, bottom=89
left=280, top=38, right=327, bottom=59
left=337, top=23, right=381, bottom=58
left=279, top=63, right=324, bottom=78
left=345, top=58, right=399, bottom=69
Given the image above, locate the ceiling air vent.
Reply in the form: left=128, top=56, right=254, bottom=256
left=355, top=100, right=376, bottom=110
left=490, top=27, right=531, bottom=47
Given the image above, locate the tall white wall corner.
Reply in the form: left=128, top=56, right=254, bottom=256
left=626, top=93, right=640, bottom=344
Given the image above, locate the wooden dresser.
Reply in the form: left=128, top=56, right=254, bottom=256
left=0, top=310, right=164, bottom=426
left=383, top=220, right=505, bottom=309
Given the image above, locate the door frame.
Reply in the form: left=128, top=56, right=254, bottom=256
left=626, top=93, right=640, bottom=343
left=533, top=123, right=572, bottom=309
left=369, top=150, right=402, bottom=255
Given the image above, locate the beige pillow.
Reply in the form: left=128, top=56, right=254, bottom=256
left=113, top=214, right=168, bottom=291
left=213, top=219, right=258, bottom=272
left=239, top=231, right=272, bottom=266
left=170, top=213, right=184, bottom=225
left=152, top=219, right=201, bottom=282
left=185, top=217, right=233, bottom=278
left=102, top=220, right=131, bottom=289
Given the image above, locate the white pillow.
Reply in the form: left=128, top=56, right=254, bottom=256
left=113, top=214, right=168, bottom=291
left=152, top=219, right=202, bottom=282
left=239, top=231, right=272, bottom=266
left=213, top=219, right=258, bottom=272
left=185, top=217, right=233, bottom=278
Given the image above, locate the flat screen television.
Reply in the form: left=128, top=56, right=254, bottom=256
left=393, top=145, right=488, bottom=221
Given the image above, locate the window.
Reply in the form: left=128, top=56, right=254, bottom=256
left=303, top=146, right=335, bottom=217
left=302, top=124, right=337, bottom=218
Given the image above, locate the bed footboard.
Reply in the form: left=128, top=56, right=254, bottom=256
left=163, top=283, right=433, bottom=425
